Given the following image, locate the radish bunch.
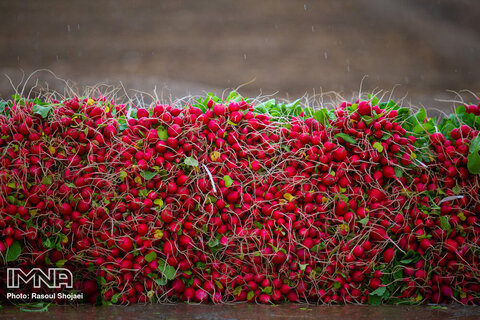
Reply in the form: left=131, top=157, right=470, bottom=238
left=0, top=92, right=479, bottom=305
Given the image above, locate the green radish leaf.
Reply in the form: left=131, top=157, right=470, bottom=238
left=439, top=216, right=452, bottom=234
left=226, top=91, right=243, bottom=102
left=370, top=286, right=387, bottom=297
left=41, top=176, right=53, bottom=185
left=154, top=198, right=164, bottom=207
left=157, top=258, right=176, bottom=280
left=299, top=263, right=308, bottom=271
left=399, top=250, right=421, bottom=264
left=19, top=302, right=51, bottom=312
left=6, top=240, right=22, bottom=262
left=157, top=126, right=168, bottom=141
left=394, top=167, right=403, bottom=178
left=334, top=133, right=356, bottom=144
left=254, top=99, right=276, bottom=114
left=223, top=175, right=233, bottom=187
left=184, top=157, right=198, bottom=167
left=154, top=277, right=168, bottom=286
left=247, top=291, right=255, bottom=300
left=207, top=238, right=220, bottom=248
left=456, top=105, right=466, bottom=115
left=55, top=259, right=67, bottom=268
left=415, top=108, right=427, bottom=122
left=468, top=136, right=480, bottom=174
left=368, top=94, right=379, bottom=107
left=144, top=251, right=157, bottom=263
left=32, top=104, right=53, bottom=119
left=311, top=242, right=326, bottom=252
left=313, top=109, right=329, bottom=125
left=140, top=171, right=156, bottom=180
left=119, top=171, right=127, bottom=180
left=333, top=281, right=341, bottom=289
left=372, top=141, right=384, bottom=152
left=0, top=101, right=8, bottom=114
left=233, top=286, right=242, bottom=296
left=303, top=107, right=314, bottom=118
left=262, top=286, right=272, bottom=294
left=110, top=293, right=121, bottom=304
left=254, top=221, right=264, bottom=229
left=358, top=216, right=369, bottom=226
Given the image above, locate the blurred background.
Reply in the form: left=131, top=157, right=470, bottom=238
left=0, top=0, right=479, bottom=112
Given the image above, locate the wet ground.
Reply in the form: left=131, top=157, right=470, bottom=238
left=1, top=304, right=480, bottom=320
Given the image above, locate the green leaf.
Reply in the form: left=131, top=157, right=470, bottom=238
left=0, top=101, right=8, bottom=114
left=399, top=250, right=421, bottom=264
left=154, top=198, right=164, bottom=207
left=32, top=104, right=53, bottom=119
left=223, top=175, right=233, bottom=187
left=439, top=216, right=452, bottom=234
left=110, top=293, right=121, bottom=304
left=467, top=136, right=480, bottom=174
left=372, top=141, right=384, bottom=152
left=207, top=238, right=220, bottom=248
left=334, top=133, right=356, bottom=144
left=254, top=99, right=276, bottom=114
left=154, top=277, right=168, bottom=286
left=20, top=302, right=51, bottom=312
left=415, top=108, right=427, bottom=122
left=394, top=167, right=403, bottom=178
left=157, top=126, right=168, bottom=141
left=140, top=171, right=156, bottom=180
left=368, top=94, right=380, bottom=107
left=55, top=259, right=67, bottom=267
left=184, top=157, right=198, bottom=167
left=144, top=251, right=157, bottom=263
left=119, top=171, right=127, bottom=181
left=157, top=258, right=176, bottom=280
left=6, top=240, right=22, bottom=262
left=303, top=107, right=314, bottom=118
left=299, top=263, right=308, bottom=271
left=262, top=286, right=273, bottom=294
left=370, top=286, right=386, bottom=297
left=333, top=281, right=341, bottom=289
left=247, top=290, right=255, bottom=300
left=233, top=286, right=242, bottom=296
left=226, top=91, right=243, bottom=102
left=41, top=176, right=53, bottom=185
left=358, top=216, right=369, bottom=226
left=313, top=109, right=329, bottom=125
left=311, top=242, right=326, bottom=252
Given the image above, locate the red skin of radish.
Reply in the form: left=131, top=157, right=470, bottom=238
left=333, top=147, right=347, bottom=161
left=382, top=247, right=395, bottom=263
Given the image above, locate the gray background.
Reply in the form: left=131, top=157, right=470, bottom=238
left=1, top=0, right=479, bottom=111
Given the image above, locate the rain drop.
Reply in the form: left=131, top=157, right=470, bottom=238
left=67, top=24, right=70, bottom=32
left=244, top=54, right=247, bottom=61
left=304, top=4, right=307, bottom=10
left=77, top=24, right=80, bottom=30
left=56, top=55, right=59, bottom=61
left=324, top=51, right=328, bottom=59
left=404, top=76, right=409, bottom=83
left=312, top=25, right=314, bottom=32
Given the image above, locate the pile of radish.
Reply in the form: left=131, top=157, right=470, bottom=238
left=0, top=91, right=479, bottom=305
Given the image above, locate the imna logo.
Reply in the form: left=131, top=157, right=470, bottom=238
left=7, top=268, right=73, bottom=289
